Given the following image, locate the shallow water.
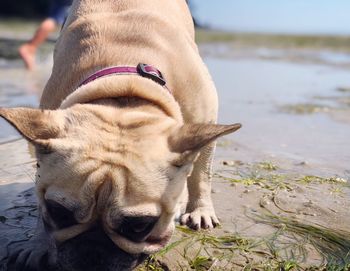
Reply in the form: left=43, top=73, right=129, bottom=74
left=207, top=57, right=350, bottom=175
left=0, top=58, right=47, bottom=210
left=0, top=59, right=48, bottom=142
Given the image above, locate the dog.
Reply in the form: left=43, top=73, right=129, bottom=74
left=0, top=0, right=241, bottom=269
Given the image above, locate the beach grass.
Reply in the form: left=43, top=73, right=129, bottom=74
left=136, top=161, right=350, bottom=270
left=137, top=218, right=350, bottom=270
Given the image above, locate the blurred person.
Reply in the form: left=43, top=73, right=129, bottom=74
left=18, top=0, right=72, bottom=70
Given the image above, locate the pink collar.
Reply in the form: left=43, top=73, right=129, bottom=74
left=78, top=63, right=170, bottom=92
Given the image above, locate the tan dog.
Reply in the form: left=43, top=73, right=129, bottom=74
left=0, top=0, right=241, bottom=269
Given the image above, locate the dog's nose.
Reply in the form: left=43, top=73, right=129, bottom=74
left=116, top=216, right=159, bottom=242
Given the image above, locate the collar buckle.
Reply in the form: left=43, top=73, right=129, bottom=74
left=137, top=63, right=166, bottom=86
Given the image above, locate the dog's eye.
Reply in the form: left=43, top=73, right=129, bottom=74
left=171, top=158, right=185, bottom=168
left=171, top=153, right=192, bottom=169
left=45, top=199, right=77, bottom=229
left=172, top=163, right=182, bottom=168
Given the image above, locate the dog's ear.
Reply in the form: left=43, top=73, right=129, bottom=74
left=0, top=107, right=63, bottom=147
left=168, top=123, right=241, bottom=153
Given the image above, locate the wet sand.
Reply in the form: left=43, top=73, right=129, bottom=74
left=0, top=29, right=350, bottom=269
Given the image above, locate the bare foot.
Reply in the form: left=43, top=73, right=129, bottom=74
left=18, top=44, right=36, bottom=70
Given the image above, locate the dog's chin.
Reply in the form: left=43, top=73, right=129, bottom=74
left=113, top=227, right=174, bottom=254
left=53, top=227, right=146, bottom=271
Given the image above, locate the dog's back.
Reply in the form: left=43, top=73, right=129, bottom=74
left=40, top=0, right=204, bottom=111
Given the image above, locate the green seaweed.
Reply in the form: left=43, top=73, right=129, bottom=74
left=138, top=161, right=350, bottom=270
left=251, top=212, right=350, bottom=269
left=280, top=103, right=331, bottom=115
left=138, top=218, right=350, bottom=270
left=258, top=162, right=278, bottom=171
left=297, top=175, right=347, bottom=185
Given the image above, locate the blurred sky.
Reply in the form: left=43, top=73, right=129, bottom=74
left=191, top=0, right=350, bottom=35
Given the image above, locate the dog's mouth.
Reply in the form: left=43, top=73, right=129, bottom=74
left=144, top=231, right=173, bottom=250
left=146, top=234, right=171, bottom=246
left=111, top=228, right=173, bottom=254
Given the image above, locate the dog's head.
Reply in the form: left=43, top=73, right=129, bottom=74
left=0, top=104, right=240, bottom=255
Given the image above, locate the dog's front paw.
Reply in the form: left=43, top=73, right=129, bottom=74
left=8, top=238, right=56, bottom=271
left=180, top=206, right=220, bottom=230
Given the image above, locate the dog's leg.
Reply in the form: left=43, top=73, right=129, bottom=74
left=180, top=142, right=219, bottom=230
left=7, top=213, right=57, bottom=270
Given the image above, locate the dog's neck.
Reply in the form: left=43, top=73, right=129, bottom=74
left=91, top=97, right=151, bottom=107
left=89, top=97, right=161, bottom=112
left=59, top=75, right=183, bottom=123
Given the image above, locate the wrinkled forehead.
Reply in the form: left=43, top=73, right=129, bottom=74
left=36, top=157, right=168, bottom=205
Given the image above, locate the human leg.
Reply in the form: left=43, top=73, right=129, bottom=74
left=19, top=18, right=57, bottom=70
